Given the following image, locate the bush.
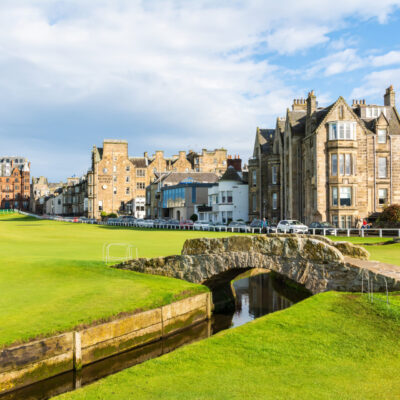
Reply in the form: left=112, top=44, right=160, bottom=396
left=377, top=204, right=400, bottom=227
left=108, top=213, right=118, bottom=218
left=190, top=214, right=198, bottom=222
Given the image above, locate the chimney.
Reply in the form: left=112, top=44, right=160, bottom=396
left=307, top=90, right=317, bottom=116
left=144, top=152, right=148, bottom=158
left=179, top=151, right=186, bottom=159
left=384, top=85, right=395, bottom=107
left=227, top=155, right=242, bottom=171
left=292, top=98, right=307, bottom=111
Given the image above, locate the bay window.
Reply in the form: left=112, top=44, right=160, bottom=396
left=331, top=154, right=337, bottom=176
left=339, top=187, right=352, bottom=206
left=332, top=187, right=338, bottom=206
left=329, top=122, right=356, bottom=140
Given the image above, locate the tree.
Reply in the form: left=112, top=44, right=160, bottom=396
left=190, top=213, right=198, bottom=222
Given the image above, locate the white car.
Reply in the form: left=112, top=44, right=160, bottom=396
left=193, top=221, right=210, bottom=231
left=277, top=220, right=308, bottom=234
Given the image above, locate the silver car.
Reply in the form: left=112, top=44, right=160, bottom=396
left=277, top=220, right=308, bottom=234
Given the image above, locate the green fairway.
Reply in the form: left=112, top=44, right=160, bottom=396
left=0, top=213, right=236, bottom=348
left=56, top=291, right=400, bottom=400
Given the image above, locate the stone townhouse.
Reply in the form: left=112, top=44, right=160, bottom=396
left=30, top=177, right=64, bottom=214
left=249, top=86, right=400, bottom=228
left=88, top=140, right=228, bottom=219
left=0, top=157, right=30, bottom=210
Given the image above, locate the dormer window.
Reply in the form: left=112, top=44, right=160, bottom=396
left=329, top=122, right=356, bottom=140
left=366, top=107, right=386, bottom=118
left=377, top=129, right=387, bottom=144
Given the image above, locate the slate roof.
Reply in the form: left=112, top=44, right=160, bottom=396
left=287, top=110, right=306, bottom=135
left=130, top=157, right=147, bottom=168
left=161, top=172, right=219, bottom=186
left=258, top=128, right=275, bottom=154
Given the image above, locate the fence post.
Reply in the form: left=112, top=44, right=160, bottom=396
left=379, top=229, right=382, bottom=238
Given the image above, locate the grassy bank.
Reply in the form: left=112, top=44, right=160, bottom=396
left=56, top=291, right=400, bottom=400
left=0, top=214, right=235, bottom=348
left=329, top=236, right=400, bottom=265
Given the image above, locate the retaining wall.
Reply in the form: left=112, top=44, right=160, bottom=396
left=0, top=292, right=211, bottom=394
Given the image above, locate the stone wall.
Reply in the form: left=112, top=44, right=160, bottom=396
left=0, top=293, right=211, bottom=394
left=114, top=235, right=400, bottom=294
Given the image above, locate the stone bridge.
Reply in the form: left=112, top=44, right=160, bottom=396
left=114, top=235, right=400, bottom=295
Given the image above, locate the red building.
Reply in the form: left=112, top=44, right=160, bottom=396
left=0, top=157, right=30, bottom=210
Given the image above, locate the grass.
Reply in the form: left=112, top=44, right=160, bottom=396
left=56, top=291, right=400, bottom=400
left=329, top=236, right=400, bottom=265
left=0, top=213, right=236, bottom=348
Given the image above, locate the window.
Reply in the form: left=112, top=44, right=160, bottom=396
left=98, top=200, right=103, bottom=211
left=345, top=154, right=351, bottom=176
left=272, top=166, right=277, bottom=184
left=227, top=191, right=233, bottom=203
left=340, top=216, right=346, bottom=229
left=332, top=187, right=338, bottom=206
left=331, top=154, right=337, bottom=176
left=366, top=107, right=386, bottom=118
left=221, top=191, right=226, bottom=203
left=113, top=166, right=117, bottom=172
left=103, top=168, right=108, bottom=174
left=252, top=194, right=257, bottom=212
left=252, top=170, right=257, bottom=186
left=136, top=169, right=146, bottom=177
left=126, top=187, right=130, bottom=195
left=378, top=129, right=387, bottom=144
left=339, top=187, right=352, bottom=206
left=126, top=165, right=130, bottom=172
left=125, top=176, right=130, bottom=183
left=15, top=185, right=19, bottom=190
left=191, top=186, right=196, bottom=203
left=137, top=182, right=146, bottom=189
left=346, top=216, right=352, bottom=228
left=339, top=154, right=344, bottom=176
left=329, top=122, right=356, bottom=140
left=113, top=187, right=117, bottom=194
left=378, top=188, right=388, bottom=205
left=272, top=193, right=278, bottom=210
left=378, top=157, right=387, bottom=178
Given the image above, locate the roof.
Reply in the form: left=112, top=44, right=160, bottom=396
left=130, top=157, right=147, bottom=168
left=287, top=110, right=306, bottom=135
left=257, top=128, right=275, bottom=154
left=219, top=166, right=248, bottom=183
left=162, top=172, right=219, bottom=186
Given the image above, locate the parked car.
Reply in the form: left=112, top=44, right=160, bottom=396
left=250, top=219, right=263, bottom=229
left=193, top=221, right=210, bottom=230
left=309, top=222, right=336, bottom=235
left=209, top=222, right=227, bottom=231
left=228, top=220, right=248, bottom=232
left=168, top=219, right=180, bottom=226
left=180, top=219, right=194, bottom=228
left=277, top=220, right=308, bottom=234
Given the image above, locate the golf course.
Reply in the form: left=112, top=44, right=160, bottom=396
left=2, top=212, right=400, bottom=399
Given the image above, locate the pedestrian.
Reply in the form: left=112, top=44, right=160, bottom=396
left=262, top=218, right=268, bottom=234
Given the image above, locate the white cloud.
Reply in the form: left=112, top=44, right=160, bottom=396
left=0, top=0, right=400, bottom=178
left=351, top=68, right=400, bottom=99
left=306, top=49, right=364, bottom=77
left=370, top=50, right=400, bottom=67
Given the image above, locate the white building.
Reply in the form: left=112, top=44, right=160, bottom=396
left=197, top=166, right=249, bottom=224
left=45, top=193, right=64, bottom=215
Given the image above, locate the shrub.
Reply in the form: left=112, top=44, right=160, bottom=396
left=377, top=204, right=400, bottom=227
left=108, top=213, right=118, bottom=218
left=190, top=213, right=198, bottom=222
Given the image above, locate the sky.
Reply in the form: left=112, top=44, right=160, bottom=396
left=1, top=0, right=400, bottom=181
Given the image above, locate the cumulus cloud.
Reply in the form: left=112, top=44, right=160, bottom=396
left=0, top=0, right=399, bottom=179
left=370, top=50, right=400, bottom=67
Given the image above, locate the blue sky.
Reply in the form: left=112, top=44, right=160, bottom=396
left=1, top=0, right=400, bottom=180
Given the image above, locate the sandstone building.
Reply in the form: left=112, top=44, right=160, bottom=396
left=249, top=86, right=400, bottom=228
left=0, top=157, right=30, bottom=210
left=88, top=140, right=228, bottom=219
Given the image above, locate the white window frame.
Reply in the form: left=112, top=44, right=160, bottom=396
left=272, top=193, right=278, bottom=210
left=272, top=166, right=277, bottom=184
left=329, top=122, right=356, bottom=140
